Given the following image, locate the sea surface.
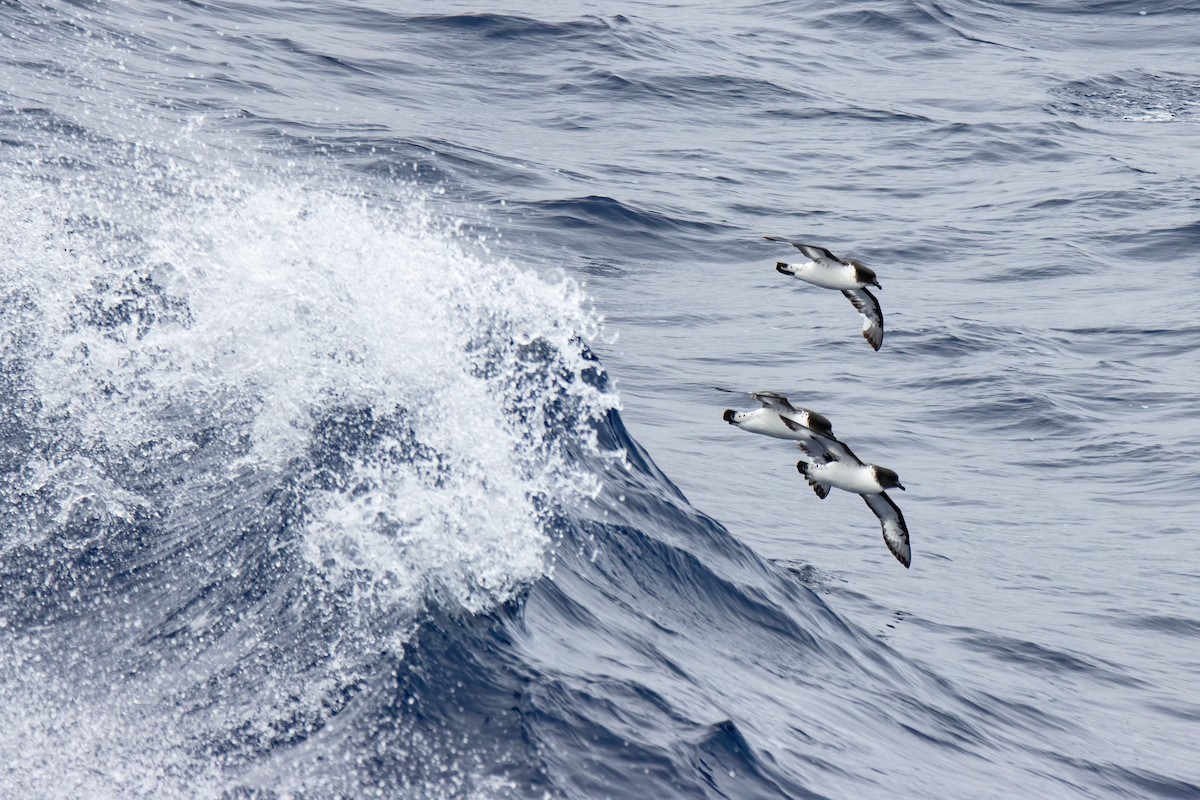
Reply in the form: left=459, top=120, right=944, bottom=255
left=2, top=1, right=1199, bottom=798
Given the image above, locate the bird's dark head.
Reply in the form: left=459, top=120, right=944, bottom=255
left=851, top=260, right=881, bottom=289
left=775, top=261, right=794, bottom=276
left=874, top=466, right=904, bottom=490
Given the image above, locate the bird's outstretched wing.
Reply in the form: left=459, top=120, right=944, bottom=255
left=842, top=287, right=884, bottom=351
left=781, top=417, right=861, bottom=465
left=714, top=387, right=794, bottom=409
left=749, top=390, right=797, bottom=413
left=863, top=492, right=911, bottom=568
left=764, top=236, right=842, bottom=267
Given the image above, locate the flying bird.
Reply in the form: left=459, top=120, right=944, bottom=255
left=765, top=236, right=885, bottom=351
left=783, top=417, right=911, bottom=568
left=718, top=388, right=834, bottom=439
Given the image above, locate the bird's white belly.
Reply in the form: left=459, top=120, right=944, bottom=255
left=812, top=461, right=881, bottom=494
left=741, top=410, right=805, bottom=439
left=796, top=263, right=860, bottom=290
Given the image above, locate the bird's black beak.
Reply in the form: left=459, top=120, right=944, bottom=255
left=775, top=262, right=790, bottom=274
left=722, top=409, right=737, bottom=424
left=897, top=483, right=906, bottom=491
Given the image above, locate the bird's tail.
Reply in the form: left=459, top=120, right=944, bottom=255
left=796, top=460, right=830, bottom=499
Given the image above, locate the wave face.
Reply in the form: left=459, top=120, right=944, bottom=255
left=3, top=1, right=1199, bottom=798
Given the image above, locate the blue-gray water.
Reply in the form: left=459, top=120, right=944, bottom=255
left=2, top=1, right=1198, bottom=798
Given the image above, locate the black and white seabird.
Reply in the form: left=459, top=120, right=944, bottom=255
left=719, top=389, right=835, bottom=440
left=719, top=389, right=834, bottom=438
left=765, top=236, right=885, bottom=351
left=784, top=418, right=912, bottom=568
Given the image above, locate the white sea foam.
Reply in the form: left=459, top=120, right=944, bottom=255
left=2, top=165, right=615, bottom=597
left=0, top=164, right=618, bottom=796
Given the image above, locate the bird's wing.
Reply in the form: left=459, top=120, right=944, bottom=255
left=713, top=387, right=799, bottom=415
left=842, top=288, right=884, bottom=351
left=764, top=237, right=841, bottom=266
left=781, top=418, right=861, bottom=465
left=750, top=390, right=797, bottom=413
left=821, top=431, right=864, bottom=465
left=863, top=492, right=911, bottom=568
left=795, top=244, right=842, bottom=266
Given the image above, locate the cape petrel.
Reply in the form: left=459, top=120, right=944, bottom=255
left=765, top=236, right=886, bottom=351
left=718, top=389, right=834, bottom=439
left=784, top=417, right=912, bottom=568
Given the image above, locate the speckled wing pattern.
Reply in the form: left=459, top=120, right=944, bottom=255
left=842, top=288, right=884, bottom=351
left=750, top=390, right=797, bottom=413
left=781, top=417, right=860, bottom=466
left=863, top=492, right=911, bottom=568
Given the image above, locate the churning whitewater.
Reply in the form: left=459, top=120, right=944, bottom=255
left=0, top=166, right=622, bottom=797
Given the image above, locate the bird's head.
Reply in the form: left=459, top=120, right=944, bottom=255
left=874, top=466, right=905, bottom=491
left=851, top=260, right=881, bottom=290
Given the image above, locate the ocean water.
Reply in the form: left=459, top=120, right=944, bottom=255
left=2, top=1, right=1198, bottom=798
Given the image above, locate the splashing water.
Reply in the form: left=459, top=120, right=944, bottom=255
left=0, top=160, right=617, bottom=796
